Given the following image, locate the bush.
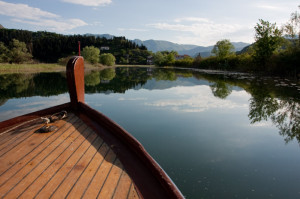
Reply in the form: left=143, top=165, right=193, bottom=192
left=9, top=39, right=32, bottom=63
left=99, top=53, right=116, bottom=66
left=82, top=46, right=100, bottom=64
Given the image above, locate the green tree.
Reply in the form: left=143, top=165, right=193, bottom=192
left=153, top=52, right=164, bottom=66
left=82, top=46, right=100, bottom=64
left=9, top=39, right=32, bottom=63
left=99, top=53, right=116, bottom=66
left=0, top=42, right=10, bottom=63
left=253, top=19, right=282, bottom=66
left=211, top=39, right=235, bottom=58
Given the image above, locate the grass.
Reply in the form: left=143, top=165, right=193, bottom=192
left=0, top=63, right=65, bottom=74
left=0, top=62, right=104, bottom=74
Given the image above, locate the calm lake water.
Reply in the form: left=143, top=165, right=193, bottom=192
left=0, top=67, right=300, bottom=198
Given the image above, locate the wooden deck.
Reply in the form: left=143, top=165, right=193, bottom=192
left=0, top=113, right=140, bottom=199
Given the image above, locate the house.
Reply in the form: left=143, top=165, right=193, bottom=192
left=100, top=46, right=110, bottom=50
left=147, top=56, right=154, bottom=65
left=175, top=54, right=191, bottom=60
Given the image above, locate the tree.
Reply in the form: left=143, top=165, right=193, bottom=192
left=211, top=39, right=235, bottom=58
left=283, top=5, right=300, bottom=47
left=9, top=39, right=32, bottom=63
left=253, top=19, right=282, bottom=65
left=81, top=46, right=100, bottom=64
left=99, top=53, right=116, bottom=66
left=153, top=52, right=164, bottom=66
left=0, top=42, right=10, bottom=62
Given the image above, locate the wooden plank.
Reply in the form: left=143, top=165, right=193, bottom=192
left=0, top=115, right=79, bottom=184
left=112, top=170, right=133, bottom=199
left=65, top=143, right=110, bottom=198
left=48, top=136, right=103, bottom=199
left=28, top=128, right=98, bottom=199
left=0, top=121, right=40, bottom=146
left=0, top=123, right=42, bottom=156
left=127, top=183, right=141, bottom=199
left=81, top=149, right=117, bottom=198
left=97, top=159, right=124, bottom=199
left=0, top=121, right=88, bottom=198
left=0, top=116, right=72, bottom=174
left=19, top=132, right=102, bottom=199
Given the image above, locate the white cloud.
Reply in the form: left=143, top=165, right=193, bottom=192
left=174, top=17, right=211, bottom=23
left=145, top=86, right=248, bottom=113
left=118, top=97, right=147, bottom=101
left=257, top=4, right=282, bottom=10
left=0, top=0, right=87, bottom=32
left=118, top=28, right=148, bottom=32
left=61, top=0, right=112, bottom=6
left=12, top=18, right=87, bottom=32
left=0, top=1, right=59, bottom=20
left=147, top=18, right=252, bottom=46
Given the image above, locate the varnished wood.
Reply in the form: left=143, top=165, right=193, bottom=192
left=67, top=56, right=85, bottom=110
left=0, top=114, right=139, bottom=199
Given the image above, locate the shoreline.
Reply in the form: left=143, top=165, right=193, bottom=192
left=0, top=63, right=155, bottom=74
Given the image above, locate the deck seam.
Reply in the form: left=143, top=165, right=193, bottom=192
left=65, top=139, right=105, bottom=198
left=111, top=169, right=125, bottom=199
left=126, top=182, right=133, bottom=199
left=0, top=124, right=39, bottom=146
left=48, top=132, right=99, bottom=198
left=0, top=117, right=41, bottom=137
left=80, top=147, right=111, bottom=199
left=24, top=126, right=91, bottom=199
left=1, top=124, right=87, bottom=198
left=0, top=117, right=81, bottom=187
left=96, top=157, right=118, bottom=199
left=17, top=125, right=90, bottom=198
left=0, top=115, right=76, bottom=179
left=0, top=125, right=40, bottom=157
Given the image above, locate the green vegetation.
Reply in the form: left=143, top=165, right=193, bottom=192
left=0, top=29, right=149, bottom=64
left=211, top=39, right=235, bottom=59
left=99, top=53, right=116, bottom=66
left=82, top=46, right=100, bottom=64
left=253, top=19, right=282, bottom=67
left=0, top=39, right=32, bottom=63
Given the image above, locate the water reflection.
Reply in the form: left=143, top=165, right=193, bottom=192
left=0, top=68, right=299, bottom=145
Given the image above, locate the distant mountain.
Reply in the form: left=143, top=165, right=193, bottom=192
left=132, top=39, right=198, bottom=52
left=133, top=39, right=250, bottom=57
left=0, top=24, right=4, bottom=29
left=83, top=34, right=250, bottom=58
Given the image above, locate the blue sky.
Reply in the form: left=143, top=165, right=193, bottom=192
left=0, top=0, right=299, bottom=46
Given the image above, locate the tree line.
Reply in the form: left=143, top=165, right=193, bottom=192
left=0, top=29, right=150, bottom=64
left=153, top=5, right=300, bottom=78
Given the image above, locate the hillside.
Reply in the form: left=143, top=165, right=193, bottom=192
left=0, top=24, right=4, bottom=29
left=133, top=39, right=250, bottom=57
left=133, top=39, right=198, bottom=52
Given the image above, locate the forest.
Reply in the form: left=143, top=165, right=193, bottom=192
left=0, top=28, right=150, bottom=64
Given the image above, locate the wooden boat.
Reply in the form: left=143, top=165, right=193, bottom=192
left=0, top=56, right=184, bottom=199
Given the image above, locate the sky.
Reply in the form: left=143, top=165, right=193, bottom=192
left=0, top=0, right=299, bottom=46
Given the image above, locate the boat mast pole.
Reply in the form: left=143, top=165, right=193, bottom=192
left=78, top=41, right=81, bottom=56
